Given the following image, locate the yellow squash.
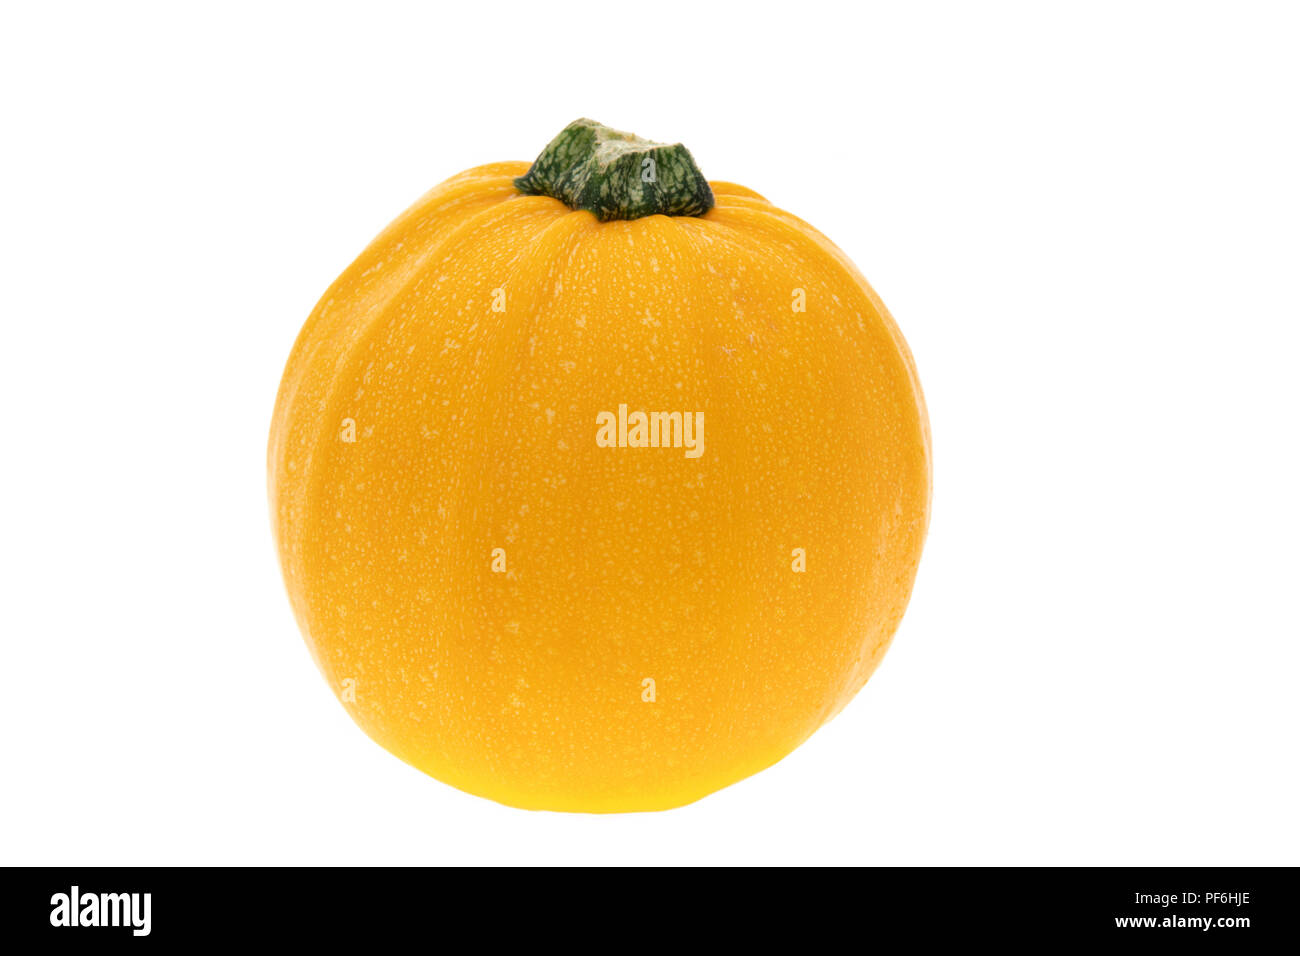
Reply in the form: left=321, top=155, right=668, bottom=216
left=269, top=120, right=931, bottom=812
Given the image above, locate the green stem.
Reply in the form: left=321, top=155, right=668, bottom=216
left=515, top=119, right=714, bottom=221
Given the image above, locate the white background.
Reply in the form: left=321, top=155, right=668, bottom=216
left=2, top=2, right=1297, bottom=866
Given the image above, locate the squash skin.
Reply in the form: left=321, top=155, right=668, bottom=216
left=269, top=162, right=930, bottom=812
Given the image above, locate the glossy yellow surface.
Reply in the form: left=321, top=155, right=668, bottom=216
left=269, top=162, right=931, bottom=811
